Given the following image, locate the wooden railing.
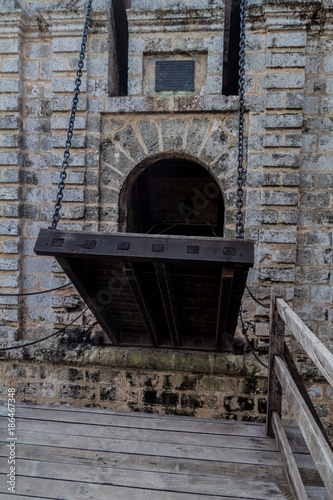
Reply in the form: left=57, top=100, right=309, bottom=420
left=266, top=286, right=333, bottom=500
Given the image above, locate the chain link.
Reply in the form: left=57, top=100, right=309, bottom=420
left=236, top=0, right=247, bottom=238
left=49, top=0, right=93, bottom=229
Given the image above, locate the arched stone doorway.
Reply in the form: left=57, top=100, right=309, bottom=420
left=119, top=156, right=224, bottom=237
left=99, top=114, right=238, bottom=236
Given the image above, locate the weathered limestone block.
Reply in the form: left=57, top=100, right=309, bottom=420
left=113, top=124, right=146, bottom=163
left=101, top=138, right=135, bottom=177
left=136, top=119, right=160, bottom=155
left=185, top=118, right=211, bottom=156
left=199, top=119, right=230, bottom=164
left=161, top=118, right=187, bottom=152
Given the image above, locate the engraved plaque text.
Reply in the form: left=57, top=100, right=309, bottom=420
left=155, top=60, right=195, bottom=91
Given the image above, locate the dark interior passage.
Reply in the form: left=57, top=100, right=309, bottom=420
left=127, top=159, right=224, bottom=237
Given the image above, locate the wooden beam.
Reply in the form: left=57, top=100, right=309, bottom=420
left=216, top=265, right=234, bottom=350
left=284, top=344, right=333, bottom=451
left=154, top=263, right=180, bottom=346
left=34, top=229, right=255, bottom=265
left=266, top=286, right=286, bottom=436
left=122, top=262, right=159, bottom=347
left=56, top=257, right=119, bottom=345
left=274, top=355, right=333, bottom=498
left=277, top=298, right=333, bottom=389
left=271, top=411, right=309, bottom=500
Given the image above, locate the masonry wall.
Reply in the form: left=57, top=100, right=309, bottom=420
left=0, top=0, right=332, bottom=432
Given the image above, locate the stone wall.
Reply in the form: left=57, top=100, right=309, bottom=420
left=0, top=351, right=270, bottom=420
left=0, top=0, right=332, bottom=431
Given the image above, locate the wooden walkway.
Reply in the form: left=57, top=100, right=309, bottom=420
left=0, top=403, right=327, bottom=499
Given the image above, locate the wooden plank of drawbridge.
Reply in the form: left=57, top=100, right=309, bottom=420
left=0, top=427, right=284, bottom=466
left=0, top=435, right=319, bottom=474
left=0, top=403, right=325, bottom=500
left=0, top=459, right=293, bottom=500
left=0, top=403, right=284, bottom=438
left=0, top=403, right=269, bottom=436
left=0, top=474, right=258, bottom=500
left=0, top=471, right=329, bottom=500
left=0, top=405, right=311, bottom=455
left=0, top=404, right=319, bottom=458
left=0, top=417, right=296, bottom=453
left=0, top=403, right=315, bottom=456
left=0, top=442, right=323, bottom=486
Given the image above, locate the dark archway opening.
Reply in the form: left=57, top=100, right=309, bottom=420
left=126, top=158, right=224, bottom=237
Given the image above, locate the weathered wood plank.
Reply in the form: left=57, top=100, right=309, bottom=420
left=0, top=441, right=286, bottom=481
left=274, top=355, right=333, bottom=498
left=122, top=261, right=158, bottom=346
left=154, top=262, right=180, bottom=346
left=272, top=411, right=310, bottom=500
left=0, top=401, right=326, bottom=500
left=0, top=404, right=269, bottom=437
left=0, top=404, right=321, bottom=454
left=0, top=428, right=283, bottom=466
left=34, top=229, right=255, bottom=265
left=216, top=265, right=234, bottom=350
left=0, top=459, right=293, bottom=500
left=0, top=432, right=318, bottom=471
left=277, top=298, right=333, bottom=388
left=267, top=286, right=286, bottom=436
left=0, top=403, right=322, bottom=455
left=0, top=474, right=257, bottom=500
left=0, top=403, right=320, bottom=444
left=56, top=256, right=120, bottom=344
left=0, top=418, right=292, bottom=452
left=0, top=442, right=323, bottom=485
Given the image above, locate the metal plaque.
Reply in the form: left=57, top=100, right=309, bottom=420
left=155, top=60, right=195, bottom=91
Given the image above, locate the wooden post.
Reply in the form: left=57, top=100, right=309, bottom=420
left=266, top=286, right=286, bottom=436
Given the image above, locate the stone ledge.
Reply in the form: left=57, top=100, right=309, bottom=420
left=1, top=343, right=267, bottom=377
left=104, top=95, right=239, bottom=114
left=127, top=8, right=224, bottom=32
